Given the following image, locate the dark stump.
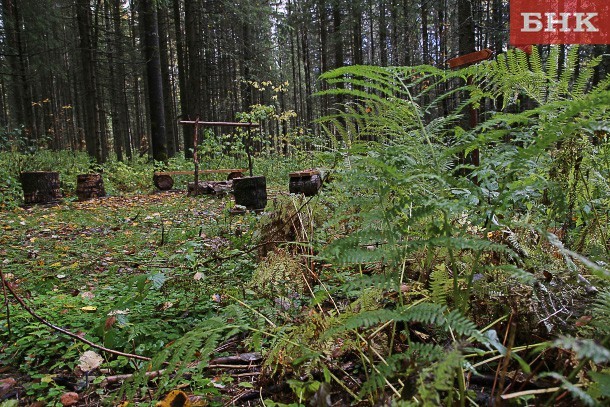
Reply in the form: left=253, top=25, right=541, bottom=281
left=76, top=173, right=106, bottom=201
left=233, top=176, right=267, bottom=210
left=153, top=174, right=174, bottom=190
left=20, top=171, right=62, bottom=204
left=289, top=170, right=322, bottom=196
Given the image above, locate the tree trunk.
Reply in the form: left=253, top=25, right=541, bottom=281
left=1, top=0, right=30, bottom=133
left=158, top=6, right=176, bottom=158
left=111, top=0, right=132, bottom=160
left=141, top=0, right=168, bottom=162
left=379, top=0, right=388, bottom=66
left=76, top=0, right=102, bottom=163
left=421, top=0, right=429, bottom=64
left=183, top=0, right=201, bottom=158
left=351, top=1, right=363, bottom=65
left=173, top=0, right=187, bottom=156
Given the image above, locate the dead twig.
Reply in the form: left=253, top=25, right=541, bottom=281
left=100, top=369, right=164, bottom=387
left=1, top=278, right=151, bottom=362
left=0, top=268, right=11, bottom=338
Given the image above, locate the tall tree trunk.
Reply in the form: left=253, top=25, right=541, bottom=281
left=76, top=0, right=102, bottom=162
left=317, top=0, right=329, bottom=115
left=108, top=0, right=123, bottom=161
left=458, top=0, right=475, bottom=56
left=332, top=0, right=343, bottom=68
left=172, top=0, right=187, bottom=156
left=1, top=0, right=32, bottom=136
left=421, top=0, right=429, bottom=64
left=183, top=0, right=201, bottom=158
left=300, top=18, right=313, bottom=124
left=492, top=0, right=503, bottom=55
left=379, top=0, right=388, bottom=66
left=242, top=21, right=253, bottom=112
left=351, top=1, right=363, bottom=65
left=158, top=6, right=176, bottom=157
left=141, top=0, right=168, bottom=162
left=93, top=1, right=108, bottom=162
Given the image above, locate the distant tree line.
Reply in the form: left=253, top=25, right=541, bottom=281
left=1, top=0, right=609, bottom=162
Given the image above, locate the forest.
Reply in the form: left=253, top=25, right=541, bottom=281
left=1, top=0, right=610, bottom=406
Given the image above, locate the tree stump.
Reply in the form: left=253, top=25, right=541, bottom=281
left=153, top=174, right=174, bottom=190
left=20, top=171, right=62, bottom=204
left=289, top=170, right=322, bottom=196
left=76, top=173, right=106, bottom=201
left=233, top=176, right=267, bottom=210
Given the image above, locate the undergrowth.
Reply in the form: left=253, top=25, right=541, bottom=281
left=1, top=46, right=610, bottom=406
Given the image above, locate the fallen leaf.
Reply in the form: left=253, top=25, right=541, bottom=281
left=0, top=377, right=16, bottom=398
left=575, top=315, right=592, bottom=327
left=104, top=316, right=117, bottom=331
left=80, top=291, right=95, bottom=300
left=78, top=350, right=104, bottom=372
left=81, top=306, right=97, bottom=313
left=156, top=390, right=191, bottom=407
left=60, top=391, right=79, bottom=406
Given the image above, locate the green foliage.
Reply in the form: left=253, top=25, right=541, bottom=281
left=311, top=46, right=610, bottom=404
left=478, top=46, right=606, bottom=107
left=117, top=318, right=241, bottom=401
left=3, top=46, right=610, bottom=406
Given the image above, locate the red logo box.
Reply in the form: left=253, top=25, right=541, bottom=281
left=511, top=0, right=610, bottom=45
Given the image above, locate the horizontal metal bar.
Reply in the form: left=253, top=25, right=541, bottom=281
left=154, top=169, right=246, bottom=176
left=179, top=121, right=260, bottom=127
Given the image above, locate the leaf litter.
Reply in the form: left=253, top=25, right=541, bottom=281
left=0, top=191, right=251, bottom=405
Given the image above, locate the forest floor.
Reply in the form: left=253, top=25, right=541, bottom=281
left=1, top=190, right=291, bottom=406
left=0, top=186, right=606, bottom=406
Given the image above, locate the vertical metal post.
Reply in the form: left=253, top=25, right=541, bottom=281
left=193, top=117, right=200, bottom=195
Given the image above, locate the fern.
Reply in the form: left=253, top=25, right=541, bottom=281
left=593, top=291, right=610, bottom=335
left=429, top=264, right=451, bottom=306
left=312, top=46, right=610, bottom=404
left=554, top=336, right=610, bottom=364
left=541, top=372, right=596, bottom=407
left=360, top=342, right=446, bottom=396
left=325, top=302, right=484, bottom=343
left=477, top=46, right=603, bottom=108
left=116, top=317, right=238, bottom=402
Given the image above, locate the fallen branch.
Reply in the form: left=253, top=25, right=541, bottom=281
left=1, top=279, right=151, bottom=362
left=100, top=369, right=164, bottom=387
left=502, top=385, right=583, bottom=400
left=209, top=352, right=262, bottom=365
left=0, top=269, right=11, bottom=338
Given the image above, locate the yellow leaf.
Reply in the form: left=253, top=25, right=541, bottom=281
left=81, top=306, right=97, bottom=313
left=51, top=262, right=62, bottom=267
left=41, top=374, right=54, bottom=383
left=156, top=390, right=191, bottom=407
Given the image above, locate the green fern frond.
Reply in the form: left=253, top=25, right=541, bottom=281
left=541, top=372, right=596, bottom=406
left=554, top=336, right=610, bottom=364
left=360, top=342, right=447, bottom=396
left=326, top=302, right=484, bottom=342
left=117, top=318, right=233, bottom=402
left=430, top=264, right=451, bottom=306
left=593, top=291, right=610, bottom=335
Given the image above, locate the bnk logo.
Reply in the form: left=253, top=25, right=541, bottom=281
left=510, top=0, right=610, bottom=45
